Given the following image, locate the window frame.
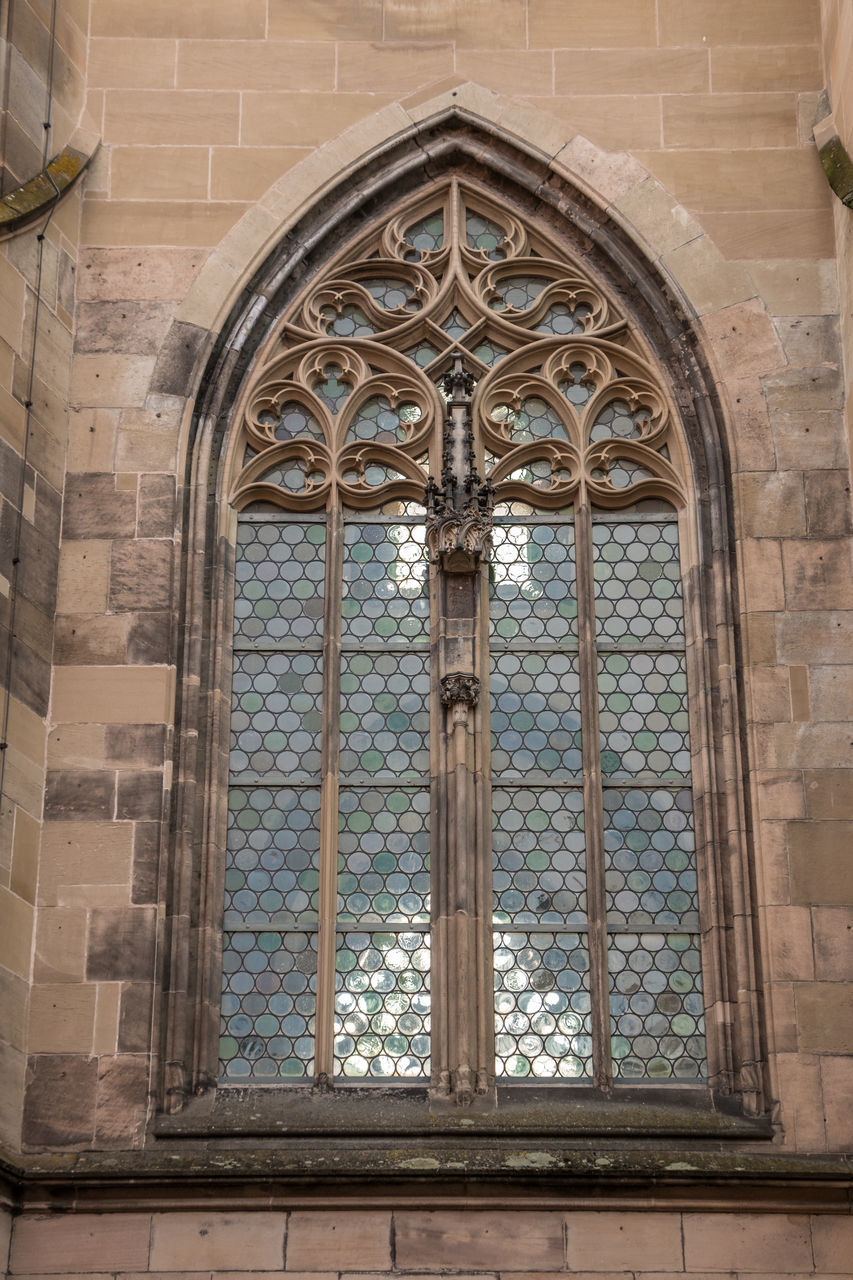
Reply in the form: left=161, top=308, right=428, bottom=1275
left=159, top=156, right=764, bottom=1130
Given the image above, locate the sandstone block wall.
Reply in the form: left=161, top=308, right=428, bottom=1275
left=0, top=3, right=851, bottom=1272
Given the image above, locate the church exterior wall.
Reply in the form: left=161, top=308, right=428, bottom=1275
left=0, top=1, right=851, bottom=1276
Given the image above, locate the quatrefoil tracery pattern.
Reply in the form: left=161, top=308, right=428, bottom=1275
left=230, top=181, right=687, bottom=514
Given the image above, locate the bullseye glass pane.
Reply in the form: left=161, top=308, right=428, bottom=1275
left=490, top=523, right=577, bottom=641
left=220, top=931, right=317, bottom=1080
left=334, top=931, right=430, bottom=1078
left=609, top=932, right=706, bottom=1080
left=603, top=789, right=697, bottom=930
left=471, top=337, right=508, bottom=366
left=313, top=364, right=352, bottom=412
left=536, top=301, right=592, bottom=334
left=492, top=396, right=568, bottom=443
left=233, top=521, right=326, bottom=644
left=338, top=788, right=430, bottom=924
left=258, top=401, right=325, bottom=443
left=493, top=787, right=586, bottom=925
left=361, top=277, right=418, bottom=310
left=598, top=652, right=689, bottom=780
left=323, top=304, right=375, bottom=337
left=466, top=210, right=506, bottom=258
left=405, top=339, right=440, bottom=368
left=491, top=275, right=549, bottom=311
left=592, top=520, right=684, bottom=644
left=224, top=787, right=321, bottom=928
left=490, top=651, right=582, bottom=780
left=340, top=651, right=430, bottom=780
left=342, top=522, right=428, bottom=641
left=345, top=396, right=422, bottom=444
left=440, top=308, right=469, bottom=338
left=404, top=212, right=443, bottom=255
left=494, top=932, right=592, bottom=1078
left=589, top=398, right=652, bottom=444
left=230, top=651, right=323, bottom=779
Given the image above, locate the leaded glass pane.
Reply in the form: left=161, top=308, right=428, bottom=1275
left=224, top=787, right=321, bottom=927
left=259, top=401, right=325, bottom=443
left=404, top=212, right=443, bottom=255
left=536, top=302, right=593, bottom=334
left=404, top=339, right=440, bottom=368
left=490, top=523, right=577, bottom=641
left=233, top=522, right=326, bottom=644
left=490, top=275, right=549, bottom=311
left=466, top=210, right=506, bottom=258
left=603, top=789, right=697, bottom=930
left=592, top=520, right=684, bottom=644
left=494, top=932, right=592, bottom=1078
left=609, top=932, right=706, bottom=1080
left=490, top=651, right=582, bottom=779
left=492, top=787, right=586, bottom=925
left=345, top=396, right=422, bottom=444
left=334, top=931, right=430, bottom=1078
left=338, top=788, right=430, bottom=924
left=230, top=651, right=323, bottom=779
left=323, top=304, right=375, bottom=337
left=313, top=363, right=352, bottom=412
left=340, top=651, right=430, bottom=779
left=361, top=277, right=419, bottom=310
left=471, top=337, right=508, bottom=366
left=440, top=307, right=469, bottom=338
left=220, top=931, right=317, bottom=1080
left=492, top=396, right=568, bottom=443
left=589, top=398, right=651, bottom=443
left=342, top=522, right=429, bottom=641
left=598, top=651, right=689, bottom=779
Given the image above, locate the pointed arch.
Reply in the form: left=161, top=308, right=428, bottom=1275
left=156, top=110, right=763, bottom=1121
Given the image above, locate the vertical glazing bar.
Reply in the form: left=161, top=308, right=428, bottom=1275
left=575, top=497, right=611, bottom=1089
left=314, top=501, right=342, bottom=1083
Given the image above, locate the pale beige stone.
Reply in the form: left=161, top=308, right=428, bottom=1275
left=637, top=148, right=831, bottom=214
left=386, top=0, right=526, bottom=48
left=782, top=540, right=853, bottom=610
left=762, top=905, right=815, bottom=981
left=110, top=147, right=210, bottom=201
left=735, top=472, right=805, bottom=539
left=699, top=210, right=837, bottom=261
left=395, top=1211, right=562, bottom=1271
left=611, top=179, right=702, bottom=258
left=662, top=236, right=755, bottom=316
left=683, top=1212, right=813, bottom=1272
left=810, top=667, right=853, bottom=722
left=210, top=148, right=310, bottom=202
left=241, top=92, right=395, bottom=148
left=565, top=1212, right=682, bottom=1271
left=6, top=696, right=46, bottom=766
left=521, top=95, right=662, bottom=151
left=774, top=1052, right=827, bottom=1150
left=288, top=1212, right=391, bottom=1271
left=28, top=982, right=97, bottom=1053
left=0, top=887, right=34, bottom=982
left=338, top=42, right=453, bottom=93
left=10, top=807, right=39, bottom=904
left=88, top=38, right=177, bottom=88
left=103, top=89, right=239, bottom=146
left=530, top=0, right=656, bottom=47
left=774, top=315, right=842, bottom=367
left=10, top=1213, right=151, bottom=1274
left=0, top=256, right=26, bottom=353
left=70, top=355, right=156, bottom=410
left=78, top=248, right=209, bottom=302
left=813, top=1216, right=853, bottom=1272
left=659, top=0, right=820, bottom=45
left=268, top=0, right=383, bottom=42
left=556, top=47, right=708, bottom=95
left=81, top=202, right=247, bottom=249
left=663, top=93, right=798, bottom=150
left=812, top=907, right=853, bottom=981
left=746, top=664, right=791, bottom=722
left=66, top=408, right=119, bottom=474
left=91, top=0, right=265, bottom=39
left=52, top=666, right=175, bottom=726
left=796, top=983, right=853, bottom=1053
left=92, top=981, right=121, bottom=1054
left=756, top=771, right=805, bottom=822
left=821, top=1055, right=853, bottom=1151
left=456, top=51, right=554, bottom=97
left=701, top=299, right=785, bottom=380
left=711, top=46, right=822, bottom=92
left=149, top=1213, right=286, bottom=1271
left=177, top=40, right=334, bottom=91
left=34, top=906, right=87, bottom=983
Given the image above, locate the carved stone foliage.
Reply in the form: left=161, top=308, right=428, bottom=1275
left=228, top=180, right=686, bottom=515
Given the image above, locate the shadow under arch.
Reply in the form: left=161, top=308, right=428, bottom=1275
left=160, top=108, right=764, bottom=1126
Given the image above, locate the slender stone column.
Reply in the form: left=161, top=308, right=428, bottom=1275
left=426, top=357, right=495, bottom=1108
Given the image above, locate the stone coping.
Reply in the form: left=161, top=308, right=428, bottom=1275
left=0, top=145, right=93, bottom=237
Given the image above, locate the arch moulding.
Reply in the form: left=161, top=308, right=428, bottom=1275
left=155, top=90, right=767, bottom=1128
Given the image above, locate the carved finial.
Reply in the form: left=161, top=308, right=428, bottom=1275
left=426, top=354, right=494, bottom=572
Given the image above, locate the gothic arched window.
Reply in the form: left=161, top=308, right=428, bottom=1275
left=217, top=181, right=707, bottom=1103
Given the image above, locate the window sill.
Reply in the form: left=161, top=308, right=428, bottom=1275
left=153, top=1083, right=771, bottom=1142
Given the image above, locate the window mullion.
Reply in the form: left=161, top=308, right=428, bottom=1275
left=314, top=501, right=343, bottom=1084
left=575, top=496, right=612, bottom=1090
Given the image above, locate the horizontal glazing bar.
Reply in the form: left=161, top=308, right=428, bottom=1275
left=226, top=921, right=431, bottom=934
left=339, top=772, right=431, bottom=787
left=233, top=640, right=324, bottom=653
left=229, top=772, right=321, bottom=787
left=492, top=921, right=589, bottom=934
left=238, top=513, right=327, bottom=524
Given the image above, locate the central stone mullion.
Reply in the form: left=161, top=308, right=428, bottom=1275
left=427, top=356, right=496, bottom=1108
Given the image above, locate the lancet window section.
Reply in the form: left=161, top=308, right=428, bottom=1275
left=218, top=180, right=707, bottom=1095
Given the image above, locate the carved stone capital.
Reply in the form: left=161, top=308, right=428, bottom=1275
left=426, top=505, right=493, bottom=573
left=440, top=672, right=480, bottom=708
